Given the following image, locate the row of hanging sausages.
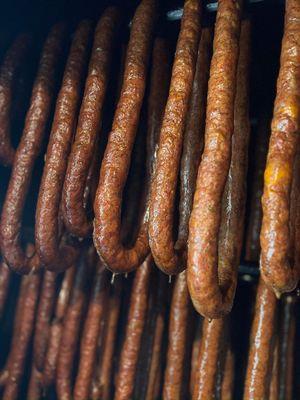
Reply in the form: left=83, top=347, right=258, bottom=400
left=0, top=0, right=299, bottom=398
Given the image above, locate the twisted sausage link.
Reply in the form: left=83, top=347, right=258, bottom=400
left=0, top=23, right=65, bottom=274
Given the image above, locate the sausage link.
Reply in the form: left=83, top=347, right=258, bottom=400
left=56, top=252, right=90, bottom=400
left=3, top=271, right=41, bottom=400
left=0, top=274, right=29, bottom=387
left=146, top=37, right=171, bottom=176
left=33, top=271, right=57, bottom=371
left=0, top=23, right=65, bottom=274
left=0, top=260, right=10, bottom=318
left=187, top=5, right=245, bottom=319
left=149, top=0, right=201, bottom=274
left=62, top=8, right=120, bottom=238
left=260, top=0, right=300, bottom=293
left=244, top=279, right=278, bottom=400
left=114, top=255, right=152, bottom=400
left=176, top=27, right=213, bottom=252
left=42, top=266, right=75, bottom=388
left=145, top=275, right=168, bottom=400
left=74, top=262, right=109, bottom=400
left=91, top=277, right=122, bottom=400
left=35, top=20, right=92, bottom=272
left=269, top=339, right=279, bottom=400
left=189, top=319, right=202, bottom=396
left=278, top=295, right=296, bottom=400
left=163, top=271, right=190, bottom=400
left=221, top=348, right=235, bottom=400
left=0, top=34, right=30, bottom=166
left=27, top=364, right=43, bottom=400
left=192, top=317, right=226, bottom=400
left=245, top=114, right=270, bottom=262
left=93, top=0, right=156, bottom=273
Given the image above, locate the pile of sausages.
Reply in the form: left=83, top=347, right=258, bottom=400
left=0, top=0, right=299, bottom=398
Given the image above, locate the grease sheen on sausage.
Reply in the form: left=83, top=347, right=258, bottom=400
left=0, top=23, right=65, bottom=274
left=93, top=0, right=156, bottom=273
left=149, top=0, right=201, bottom=275
left=260, top=0, right=300, bottom=294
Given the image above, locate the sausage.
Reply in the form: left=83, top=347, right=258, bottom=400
left=145, top=275, right=168, bottom=400
left=221, top=348, right=235, bottom=400
left=56, top=252, right=90, bottom=400
left=0, top=273, right=29, bottom=387
left=245, top=114, right=270, bottom=263
left=269, top=339, right=279, bottom=400
left=93, top=0, right=156, bottom=273
left=163, top=271, right=190, bottom=400
left=278, top=295, right=296, bottom=400
left=0, top=34, right=30, bottom=167
left=146, top=37, right=171, bottom=176
left=0, top=23, right=65, bottom=274
left=192, top=317, right=226, bottom=400
left=176, top=27, right=213, bottom=252
left=42, top=266, right=76, bottom=388
left=114, top=255, right=152, bottom=400
left=73, top=262, right=109, bottom=400
left=3, top=271, right=41, bottom=400
left=62, top=8, right=120, bottom=239
left=120, top=37, right=171, bottom=248
left=187, top=5, right=246, bottom=319
left=0, top=260, right=10, bottom=318
left=35, top=20, right=92, bottom=272
left=244, top=279, right=278, bottom=400
left=27, top=365, right=42, bottom=400
left=91, top=277, right=122, bottom=400
left=148, top=0, right=201, bottom=274
left=260, top=0, right=300, bottom=294
left=32, top=271, right=57, bottom=372
left=189, top=319, right=202, bottom=396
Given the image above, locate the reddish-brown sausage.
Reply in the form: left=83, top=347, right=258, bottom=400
left=192, top=318, right=226, bottom=400
left=0, top=23, right=65, bottom=274
left=73, top=262, right=109, bottom=400
left=163, top=271, right=190, bottom=400
left=176, top=27, right=212, bottom=252
left=33, top=271, right=57, bottom=371
left=244, top=279, right=278, bottom=400
left=35, top=20, right=92, bottom=272
left=0, top=260, right=10, bottom=318
left=149, top=0, right=201, bottom=275
left=56, top=253, right=90, bottom=400
left=42, top=266, right=76, bottom=388
left=0, top=34, right=30, bottom=166
left=3, top=271, right=41, bottom=400
left=187, top=5, right=246, bottom=319
left=260, top=0, right=300, bottom=294
left=91, top=277, right=122, bottom=400
left=93, top=0, right=156, bottom=273
left=114, top=255, right=152, bottom=400
left=62, top=8, right=120, bottom=238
